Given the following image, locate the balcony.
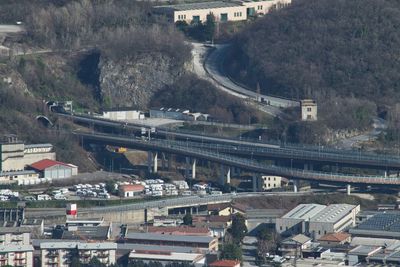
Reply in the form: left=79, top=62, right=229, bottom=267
left=96, top=252, right=109, bottom=258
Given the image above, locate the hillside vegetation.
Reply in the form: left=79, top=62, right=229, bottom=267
left=151, top=74, right=265, bottom=124
left=228, top=0, right=400, bottom=131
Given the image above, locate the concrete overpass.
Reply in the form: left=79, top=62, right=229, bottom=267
left=76, top=132, right=400, bottom=188
left=62, top=113, right=400, bottom=170
left=26, top=191, right=315, bottom=223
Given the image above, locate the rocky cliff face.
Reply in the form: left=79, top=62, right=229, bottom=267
left=99, top=53, right=186, bottom=109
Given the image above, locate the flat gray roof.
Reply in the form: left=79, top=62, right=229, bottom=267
left=0, top=244, right=33, bottom=253
left=40, top=241, right=116, bottom=250
left=311, top=204, right=357, bottom=223
left=156, top=1, right=242, bottom=11
left=77, top=242, right=117, bottom=250
left=282, top=204, right=326, bottom=220
left=0, top=227, right=31, bottom=234
left=125, top=232, right=214, bottom=243
left=118, top=243, right=205, bottom=253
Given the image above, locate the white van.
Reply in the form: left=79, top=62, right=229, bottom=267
left=59, top=188, right=69, bottom=194
left=37, top=194, right=52, bottom=201
left=53, top=194, right=66, bottom=200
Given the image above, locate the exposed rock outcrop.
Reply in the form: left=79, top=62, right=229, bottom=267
left=99, top=53, right=186, bottom=109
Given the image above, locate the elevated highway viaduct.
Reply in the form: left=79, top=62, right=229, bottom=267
left=62, top=113, right=400, bottom=171
left=76, top=132, right=400, bottom=190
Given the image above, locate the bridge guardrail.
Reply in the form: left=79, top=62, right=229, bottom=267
left=78, top=132, right=400, bottom=185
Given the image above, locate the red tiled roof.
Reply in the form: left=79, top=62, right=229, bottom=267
left=210, top=260, right=241, bottom=267
left=119, top=184, right=145, bottom=192
left=30, top=159, right=71, bottom=171
left=318, top=232, right=351, bottom=242
left=147, top=226, right=210, bottom=236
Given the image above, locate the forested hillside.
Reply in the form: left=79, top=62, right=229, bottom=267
left=0, top=0, right=192, bottom=169
left=227, top=0, right=400, bottom=131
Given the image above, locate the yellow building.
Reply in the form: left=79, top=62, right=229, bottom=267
left=259, top=175, right=282, bottom=191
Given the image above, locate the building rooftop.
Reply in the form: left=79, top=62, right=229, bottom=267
left=282, top=204, right=326, bottom=220
left=40, top=241, right=78, bottom=249
left=292, top=234, right=312, bottom=244
left=318, top=232, right=350, bottom=242
left=53, top=225, right=110, bottom=240
left=0, top=170, right=37, bottom=176
left=147, top=226, right=211, bottom=236
left=156, top=1, right=242, bottom=11
left=129, top=250, right=204, bottom=262
left=30, top=159, right=72, bottom=171
left=119, top=184, right=145, bottom=192
left=0, top=244, right=34, bottom=253
left=311, top=204, right=357, bottom=223
left=348, top=245, right=382, bottom=256
left=77, top=242, right=117, bottom=250
left=117, top=243, right=201, bottom=254
left=356, top=212, right=400, bottom=231
left=125, top=232, right=215, bottom=244
left=40, top=241, right=116, bottom=250
left=0, top=227, right=31, bottom=234
left=25, top=143, right=53, bottom=149
left=210, top=260, right=241, bottom=267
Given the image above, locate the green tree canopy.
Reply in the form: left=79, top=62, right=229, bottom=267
left=183, top=213, right=193, bottom=226
left=221, top=242, right=242, bottom=260
left=230, top=214, right=248, bottom=243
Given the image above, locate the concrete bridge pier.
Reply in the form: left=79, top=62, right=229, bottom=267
left=346, top=184, right=351, bottom=195
left=192, top=159, right=197, bottom=179
left=219, top=165, right=231, bottom=185
left=252, top=174, right=258, bottom=192
left=147, top=151, right=158, bottom=173
left=293, top=180, right=300, bottom=193
left=153, top=152, right=158, bottom=173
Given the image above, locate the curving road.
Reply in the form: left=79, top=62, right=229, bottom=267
left=191, top=42, right=299, bottom=117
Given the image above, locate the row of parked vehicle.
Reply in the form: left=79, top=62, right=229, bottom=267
left=74, top=183, right=110, bottom=199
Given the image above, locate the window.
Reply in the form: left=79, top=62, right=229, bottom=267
left=192, top=15, right=200, bottom=23
left=280, top=226, right=283, bottom=230
left=274, top=177, right=276, bottom=181
left=258, top=5, right=263, bottom=10
left=268, top=177, right=271, bottom=181
left=220, top=13, right=228, bottom=22
left=307, top=107, right=312, bottom=112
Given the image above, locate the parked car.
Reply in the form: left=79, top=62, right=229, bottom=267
left=54, top=194, right=67, bottom=200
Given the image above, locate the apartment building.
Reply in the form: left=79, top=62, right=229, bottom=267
left=0, top=227, right=31, bottom=245
left=0, top=227, right=34, bottom=267
left=40, top=241, right=117, bottom=267
left=258, top=175, right=282, bottom=191
left=154, top=0, right=291, bottom=23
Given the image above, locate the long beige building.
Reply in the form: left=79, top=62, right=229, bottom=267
left=0, top=135, right=55, bottom=172
left=154, top=0, right=291, bottom=23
